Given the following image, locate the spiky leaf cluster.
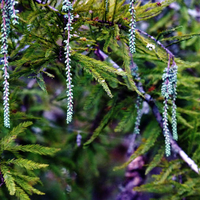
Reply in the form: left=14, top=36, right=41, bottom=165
left=0, top=122, right=60, bottom=200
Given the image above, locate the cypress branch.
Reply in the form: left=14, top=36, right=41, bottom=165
left=8, top=158, right=48, bottom=170
left=98, top=50, right=199, bottom=174
left=1, top=165, right=16, bottom=195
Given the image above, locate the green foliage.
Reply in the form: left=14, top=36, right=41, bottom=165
left=114, top=120, right=160, bottom=171
left=0, top=122, right=33, bottom=152
left=1, top=165, right=16, bottom=195
left=134, top=159, right=200, bottom=199
left=135, top=0, right=175, bottom=21
left=0, top=122, right=60, bottom=199
left=84, top=96, right=117, bottom=146
left=145, top=147, right=165, bottom=175
left=0, top=0, right=200, bottom=199
left=114, top=103, right=136, bottom=132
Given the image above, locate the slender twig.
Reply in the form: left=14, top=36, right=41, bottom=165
left=34, top=0, right=59, bottom=12
left=33, top=1, right=126, bottom=30
left=0, top=169, right=4, bottom=187
left=136, top=29, right=174, bottom=57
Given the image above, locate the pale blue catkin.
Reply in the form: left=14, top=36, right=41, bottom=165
left=62, top=0, right=74, bottom=124
left=0, top=0, right=19, bottom=128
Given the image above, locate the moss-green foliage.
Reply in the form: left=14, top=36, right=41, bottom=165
left=0, top=122, right=60, bottom=199
left=114, top=120, right=161, bottom=171
left=0, top=0, right=200, bottom=199
left=145, top=147, right=165, bottom=175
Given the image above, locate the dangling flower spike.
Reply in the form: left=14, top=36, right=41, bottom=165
left=0, top=0, right=19, bottom=128
left=161, top=57, right=178, bottom=156
left=105, top=0, right=108, bottom=12
left=62, top=0, right=74, bottom=124
left=129, top=1, right=142, bottom=136
left=76, top=133, right=82, bottom=147
left=130, top=63, right=143, bottom=135
left=129, top=0, right=136, bottom=54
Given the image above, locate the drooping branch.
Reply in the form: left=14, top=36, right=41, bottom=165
left=136, top=29, right=174, bottom=57
left=97, top=49, right=199, bottom=174
left=34, top=0, right=59, bottom=12
left=136, top=29, right=178, bottom=156
left=145, top=94, right=199, bottom=174
left=31, top=0, right=198, bottom=173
